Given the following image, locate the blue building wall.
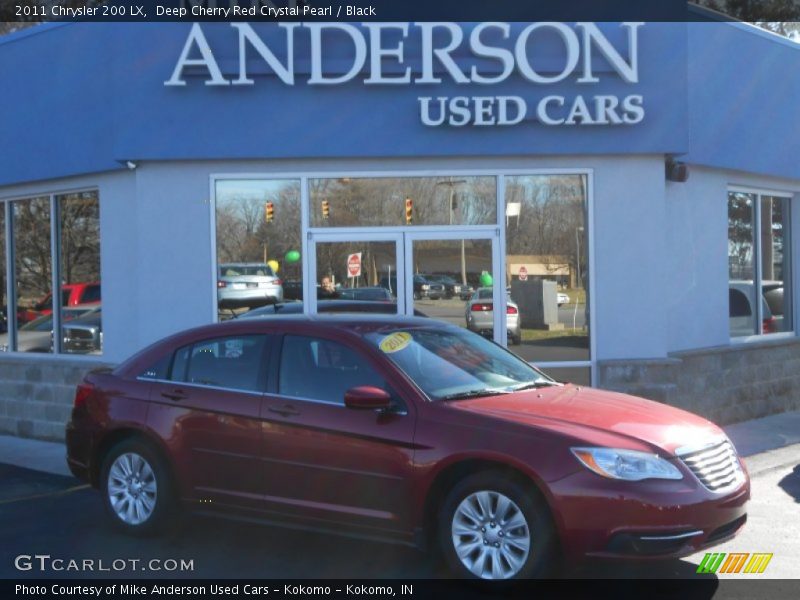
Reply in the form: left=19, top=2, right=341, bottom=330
left=1, top=21, right=689, bottom=185
left=686, top=22, right=800, bottom=180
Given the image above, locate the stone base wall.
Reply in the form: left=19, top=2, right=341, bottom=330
left=2, top=338, right=799, bottom=441
left=0, top=356, right=114, bottom=441
left=597, top=337, right=800, bottom=425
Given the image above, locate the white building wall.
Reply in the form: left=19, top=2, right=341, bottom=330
left=1, top=154, right=729, bottom=367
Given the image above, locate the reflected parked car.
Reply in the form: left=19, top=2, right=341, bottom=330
left=729, top=280, right=784, bottom=336
left=0, top=306, right=98, bottom=352
left=557, top=292, right=570, bottom=306
left=428, top=274, right=473, bottom=300
left=63, top=308, right=103, bottom=354
left=217, top=263, right=283, bottom=309
left=337, top=287, right=394, bottom=302
left=378, top=275, right=445, bottom=300
left=67, top=316, right=748, bottom=581
left=466, top=287, right=522, bottom=345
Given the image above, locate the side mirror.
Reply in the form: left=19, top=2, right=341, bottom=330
left=344, top=386, right=392, bottom=410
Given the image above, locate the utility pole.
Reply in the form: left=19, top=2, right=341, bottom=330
left=436, top=178, right=468, bottom=285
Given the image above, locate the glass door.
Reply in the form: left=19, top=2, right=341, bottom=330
left=405, top=231, right=503, bottom=346
left=308, top=232, right=405, bottom=315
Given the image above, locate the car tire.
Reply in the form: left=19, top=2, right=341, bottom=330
left=437, top=471, right=558, bottom=581
left=511, top=335, right=521, bottom=346
left=100, top=438, right=176, bottom=536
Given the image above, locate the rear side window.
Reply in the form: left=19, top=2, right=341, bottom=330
left=179, top=335, right=269, bottom=392
left=139, top=353, right=172, bottom=380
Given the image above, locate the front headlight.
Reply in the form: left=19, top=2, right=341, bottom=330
left=571, top=447, right=683, bottom=481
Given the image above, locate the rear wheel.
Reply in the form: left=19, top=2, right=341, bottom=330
left=100, top=439, right=175, bottom=536
left=437, top=472, right=557, bottom=580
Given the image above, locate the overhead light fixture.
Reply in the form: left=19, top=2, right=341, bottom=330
left=126, top=161, right=137, bottom=170
left=665, top=157, right=689, bottom=183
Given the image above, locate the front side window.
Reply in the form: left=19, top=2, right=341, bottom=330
left=728, top=190, right=792, bottom=337
left=278, top=335, right=388, bottom=404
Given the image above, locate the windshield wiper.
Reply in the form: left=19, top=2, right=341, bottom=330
left=439, top=388, right=512, bottom=401
left=508, top=379, right=560, bottom=392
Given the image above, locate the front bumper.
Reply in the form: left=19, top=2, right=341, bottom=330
left=549, top=468, right=750, bottom=562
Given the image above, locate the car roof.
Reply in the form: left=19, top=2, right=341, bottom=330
left=116, top=314, right=446, bottom=376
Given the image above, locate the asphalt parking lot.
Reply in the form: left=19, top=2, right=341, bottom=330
left=1, top=444, right=797, bottom=580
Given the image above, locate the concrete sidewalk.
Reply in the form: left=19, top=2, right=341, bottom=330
left=1, top=409, right=799, bottom=479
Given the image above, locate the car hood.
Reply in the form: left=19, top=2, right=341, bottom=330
left=448, top=384, right=723, bottom=456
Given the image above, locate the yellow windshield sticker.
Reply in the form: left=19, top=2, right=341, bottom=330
left=379, top=332, right=412, bottom=354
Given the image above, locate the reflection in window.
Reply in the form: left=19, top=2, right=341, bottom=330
left=59, top=191, right=102, bottom=354
left=215, top=180, right=301, bottom=316
left=727, top=191, right=792, bottom=337
left=182, top=335, right=269, bottom=392
left=309, top=176, right=496, bottom=227
left=12, top=197, right=52, bottom=352
left=279, top=335, right=387, bottom=404
left=504, top=175, right=589, bottom=363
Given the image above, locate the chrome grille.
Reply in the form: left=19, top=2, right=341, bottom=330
left=678, top=440, right=744, bottom=492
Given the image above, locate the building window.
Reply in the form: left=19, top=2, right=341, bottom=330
left=728, top=190, right=792, bottom=338
left=215, top=179, right=302, bottom=317
left=309, top=176, right=497, bottom=228
left=504, top=175, right=590, bottom=381
left=58, top=192, right=102, bottom=354
left=0, top=190, right=102, bottom=355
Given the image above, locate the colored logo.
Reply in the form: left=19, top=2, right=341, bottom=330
left=379, top=332, right=412, bottom=354
left=696, top=552, right=773, bottom=574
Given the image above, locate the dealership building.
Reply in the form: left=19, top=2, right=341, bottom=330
left=1, top=19, right=799, bottom=440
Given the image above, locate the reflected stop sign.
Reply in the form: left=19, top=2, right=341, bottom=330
left=518, top=266, right=528, bottom=281
left=347, top=253, right=362, bottom=278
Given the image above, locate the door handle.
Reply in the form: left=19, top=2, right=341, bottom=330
left=161, top=389, right=187, bottom=402
left=268, top=405, right=300, bottom=417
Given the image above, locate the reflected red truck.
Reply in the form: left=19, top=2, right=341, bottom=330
left=66, top=316, right=749, bottom=581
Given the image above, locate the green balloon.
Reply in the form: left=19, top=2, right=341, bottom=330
left=285, top=250, right=301, bottom=264
left=480, top=272, right=493, bottom=287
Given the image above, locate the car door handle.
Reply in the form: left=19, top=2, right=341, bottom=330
left=268, top=405, right=300, bottom=417
left=161, top=389, right=187, bottom=402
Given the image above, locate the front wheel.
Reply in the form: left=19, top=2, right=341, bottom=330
left=100, top=439, right=175, bottom=536
left=437, top=472, right=557, bottom=580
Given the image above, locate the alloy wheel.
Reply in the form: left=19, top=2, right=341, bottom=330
left=451, top=490, right=531, bottom=579
left=107, top=452, right=158, bottom=525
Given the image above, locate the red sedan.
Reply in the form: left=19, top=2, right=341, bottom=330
left=66, top=316, right=749, bottom=580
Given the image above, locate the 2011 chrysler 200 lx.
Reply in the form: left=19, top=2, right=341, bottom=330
left=66, top=316, right=749, bottom=580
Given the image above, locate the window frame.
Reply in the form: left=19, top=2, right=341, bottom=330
left=728, top=185, right=794, bottom=343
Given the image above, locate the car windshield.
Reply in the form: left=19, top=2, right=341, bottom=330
left=364, top=326, right=556, bottom=401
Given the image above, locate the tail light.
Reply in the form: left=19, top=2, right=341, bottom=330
left=507, top=306, right=518, bottom=315
left=217, top=280, right=227, bottom=288
left=471, top=303, right=493, bottom=312
left=762, top=317, right=777, bottom=334
left=74, top=383, right=95, bottom=409
left=274, top=279, right=282, bottom=286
